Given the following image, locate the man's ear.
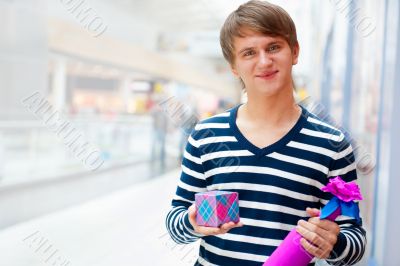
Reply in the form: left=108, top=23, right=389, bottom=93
left=230, top=63, right=239, bottom=77
left=292, top=42, right=300, bottom=65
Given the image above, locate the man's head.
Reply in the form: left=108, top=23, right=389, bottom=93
left=220, top=0, right=298, bottom=65
left=220, top=0, right=299, bottom=93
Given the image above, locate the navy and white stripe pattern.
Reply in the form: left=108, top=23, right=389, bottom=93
left=165, top=105, right=366, bottom=266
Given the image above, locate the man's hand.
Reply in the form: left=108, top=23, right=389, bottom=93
left=188, top=204, right=244, bottom=236
left=296, top=207, right=340, bottom=259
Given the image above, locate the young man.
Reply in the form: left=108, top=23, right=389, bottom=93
left=165, top=1, right=366, bottom=265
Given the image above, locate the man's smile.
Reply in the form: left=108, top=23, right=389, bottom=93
left=255, top=70, right=279, bottom=80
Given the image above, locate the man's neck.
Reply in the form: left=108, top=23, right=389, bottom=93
left=241, top=90, right=300, bottom=128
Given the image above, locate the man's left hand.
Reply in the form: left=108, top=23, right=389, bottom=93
left=296, top=207, right=340, bottom=259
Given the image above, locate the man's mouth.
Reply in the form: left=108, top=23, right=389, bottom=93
left=256, top=70, right=279, bottom=79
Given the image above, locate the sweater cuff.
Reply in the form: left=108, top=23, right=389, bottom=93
left=183, top=211, right=205, bottom=238
left=328, top=232, right=347, bottom=261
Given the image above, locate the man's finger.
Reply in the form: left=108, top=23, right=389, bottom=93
left=300, top=238, right=325, bottom=258
left=220, top=222, right=235, bottom=231
left=199, top=226, right=224, bottom=235
left=199, top=221, right=243, bottom=235
left=298, top=219, right=334, bottom=246
left=308, top=217, right=339, bottom=232
left=298, top=219, right=326, bottom=237
left=221, top=221, right=244, bottom=230
left=188, top=205, right=196, bottom=220
left=296, top=224, right=324, bottom=248
left=306, top=207, right=320, bottom=217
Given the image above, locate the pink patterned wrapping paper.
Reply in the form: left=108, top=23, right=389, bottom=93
left=195, top=191, right=240, bottom=227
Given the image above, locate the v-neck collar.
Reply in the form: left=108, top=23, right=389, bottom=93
left=229, top=103, right=308, bottom=157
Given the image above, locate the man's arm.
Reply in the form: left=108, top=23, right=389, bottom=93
left=326, top=216, right=366, bottom=265
left=296, top=207, right=366, bottom=265
left=165, top=125, right=243, bottom=244
left=297, top=135, right=366, bottom=265
left=165, top=130, right=208, bottom=244
left=325, top=137, right=366, bottom=265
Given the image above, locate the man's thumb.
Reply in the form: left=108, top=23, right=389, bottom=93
left=306, top=207, right=320, bottom=217
left=188, top=204, right=197, bottom=219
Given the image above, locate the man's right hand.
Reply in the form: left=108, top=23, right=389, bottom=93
left=188, top=204, right=244, bottom=236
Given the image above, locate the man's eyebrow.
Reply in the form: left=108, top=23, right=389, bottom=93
left=265, top=40, right=285, bottom=47
left=238, top=47, right=254, bottom=55
left=269, top=40, right=284, bottom=45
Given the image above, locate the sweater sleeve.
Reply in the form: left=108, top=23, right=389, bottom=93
left=322, top=136, right=367, bottom=265
left=165, top=128, right=208, bottom=244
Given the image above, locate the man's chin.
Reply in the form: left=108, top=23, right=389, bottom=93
left=251, top=84, right=281, bottom=96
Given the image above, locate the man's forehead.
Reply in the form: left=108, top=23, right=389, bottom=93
left=233, top=30, right=285, bottom=49
left=235, top=27, right=283, bottom=41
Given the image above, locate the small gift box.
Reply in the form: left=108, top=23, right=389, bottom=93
left=195, top=191, right=240, bottom=227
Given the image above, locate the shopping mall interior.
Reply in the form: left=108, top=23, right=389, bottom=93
left=0, top=0, right=399, bottom=265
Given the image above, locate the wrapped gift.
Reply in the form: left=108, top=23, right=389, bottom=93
left=195, top=191, right=240, bottom=227
left=263, top=176, right=363, bottom=266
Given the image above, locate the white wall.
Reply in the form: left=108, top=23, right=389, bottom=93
left=0, top=0, right=48, bottom=120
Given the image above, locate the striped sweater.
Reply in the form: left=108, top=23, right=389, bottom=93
left=165, top=104, right=366, bottom=266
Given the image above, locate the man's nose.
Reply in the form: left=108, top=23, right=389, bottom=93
left=258, top=51, right=273, bottom=66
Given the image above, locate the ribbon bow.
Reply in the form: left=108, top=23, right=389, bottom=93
left=320, top=176, right=363, bottom=224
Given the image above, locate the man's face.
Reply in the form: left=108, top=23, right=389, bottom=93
left=230, top=28, right=299, bottom=97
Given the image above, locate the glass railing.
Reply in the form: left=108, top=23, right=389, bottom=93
left=0, top=114, right=183, bottom=187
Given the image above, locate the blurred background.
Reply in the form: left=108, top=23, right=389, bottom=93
left=0, top=0, right=398, bottom=265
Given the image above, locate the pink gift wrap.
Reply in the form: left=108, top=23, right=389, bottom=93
left=195, top=191, right=240, bottom=227
left=263, top=208, right=341, bottom=266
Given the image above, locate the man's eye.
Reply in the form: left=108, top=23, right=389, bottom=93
left=268, top=45, right=280, bottom=52
left=244, top=50, right=255, bottom=56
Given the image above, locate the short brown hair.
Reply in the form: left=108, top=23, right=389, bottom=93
left=220, top=0, right=298, bottom=66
